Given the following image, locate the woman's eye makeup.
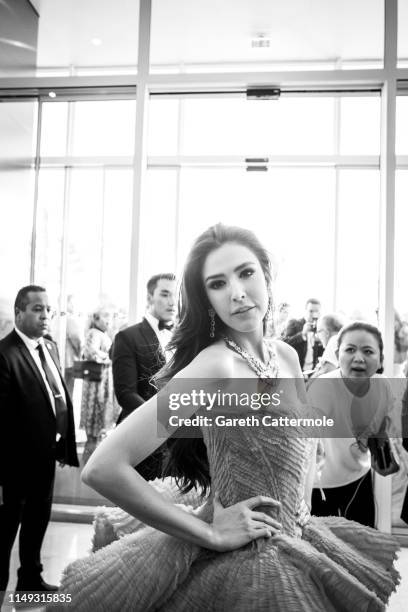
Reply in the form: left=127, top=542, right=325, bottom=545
left=207, top=267, right=255, bottom=289
left=240, top=267, right=255, bottom=278
left=208, top=279, right=225, bottom=290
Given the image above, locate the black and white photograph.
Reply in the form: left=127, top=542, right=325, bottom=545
left=1, top=1, right=408, bottom=610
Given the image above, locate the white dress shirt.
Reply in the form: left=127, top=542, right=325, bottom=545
left=303, top=332, right=315, bottom=371
left=144, top=312, right=173, bottom=361
left=15, top=327, right=67, bottom=417
left=308, top=369, right=393, bottom=488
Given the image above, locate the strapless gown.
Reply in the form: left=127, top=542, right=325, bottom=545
left=55, top=404, right=400, bottom=611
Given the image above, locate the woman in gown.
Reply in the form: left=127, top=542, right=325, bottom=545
left=80, top=308, right=118, bottom=463
left=56, top=224, right=400, bottom=611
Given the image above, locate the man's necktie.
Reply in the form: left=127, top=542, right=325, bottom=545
left=36, top=343, right=68, bottom=437
left=158, top=320, right=174, bottom=331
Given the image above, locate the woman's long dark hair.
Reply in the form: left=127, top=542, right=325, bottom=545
left=154, top=224, right=273, bottom=496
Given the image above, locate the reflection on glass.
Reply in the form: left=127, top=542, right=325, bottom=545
left=101, top=168, right=133, bottom=311
left=340, top=97, right=380, bottom=155
left=147, top=95, right=380, bottom=157
left=336, top=169, right=380, bottom=317
left=145, top=94, right=382, bottom=319
left=148, top=98, right=180, bottom=156
left=0, top=101, right=37, bottom=324
left=181, top=97, right=336, bottom=155
left=175, top=166, right=380, bottom=317
left=66, top=169, right=104, bottom=312
left=396, top=97, right=408, bottom=154
left=139, top=170, right=178, bottom=313
left=64, top=167, right=132, bottom=437
left=72, top=100, right=136, bottom=156
left=398, top=0, right=408, bottom=67
left=395, top=171, right=408, bottom=314
left=40, top=103, right=69, bottom=157
left=0, top=102, right=37, bottom=159
left=151, top=0, right=384, bottom=72
left=0, top=169, right=35, bottom=308
left=34, top=169, right=65, bottom=300
left=176, top=167, right=335, bottom=313
left=35, top=97, right=135, bottom=451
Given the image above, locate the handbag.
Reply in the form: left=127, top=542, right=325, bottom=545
left=366, top=417, right=399, bottom=476
left=73, top=360, right=105, bottom=383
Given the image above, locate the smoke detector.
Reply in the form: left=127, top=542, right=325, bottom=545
left=251, top=34, right=271, bottom=49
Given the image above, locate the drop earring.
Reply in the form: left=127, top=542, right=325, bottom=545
left=209, top=308, right=215, bottom=338
left=265, top=298, right=273, bottom=321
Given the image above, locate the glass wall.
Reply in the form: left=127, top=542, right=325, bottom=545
left=0, top=101, right=37, bottom=339
left=34, top=97, right=136, bottom=440
left=398, top=0, right=408, bottom=67
left=1, top=0, right=406, bottom=524
left=146, top=93, right=381, bottom=316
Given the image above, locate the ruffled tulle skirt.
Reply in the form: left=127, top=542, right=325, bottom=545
left=53, top=506, right=400, bottom=612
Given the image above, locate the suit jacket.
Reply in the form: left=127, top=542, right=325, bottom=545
left=283, top=317, right=323, bottom=370
left=0, top=330, right=79, bottom=483
left=112, top=319, right=167, bottom=480
left=112, top=318, right=166, bottom=423
left=400, top=382, right=408, bottom=523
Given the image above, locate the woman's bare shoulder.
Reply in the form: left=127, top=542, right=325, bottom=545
left=273, top=338, right=298, bottom=361
left=175, top=342, right=234, bottom=379
left=272, top=338, right=303, bottom=378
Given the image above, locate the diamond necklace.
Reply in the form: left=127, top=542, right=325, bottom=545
left=223, top=336, right=279, bottom=384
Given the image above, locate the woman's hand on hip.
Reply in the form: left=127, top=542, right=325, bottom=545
left=208, top=492, right=281, bottom=552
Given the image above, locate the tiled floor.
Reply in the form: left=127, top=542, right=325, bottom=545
left=2, top=523, right=92, bottom=612
left=388, top=547, right=408, bottom=611
left=2, top=522, right=408, bottom=611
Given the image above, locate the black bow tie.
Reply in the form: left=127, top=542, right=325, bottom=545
left=158, top=320, right=174, bottom=331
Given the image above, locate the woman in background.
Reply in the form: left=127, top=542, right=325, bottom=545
left=80, top=308, right=116, bottom=463
left=310, top=321, right=394, bottom=527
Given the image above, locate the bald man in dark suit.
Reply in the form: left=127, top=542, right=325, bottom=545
left=0, top=286, right=78, bottom=597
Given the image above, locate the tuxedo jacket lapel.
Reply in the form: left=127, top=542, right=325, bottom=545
left=140, top=318, right=166, bottom=364
left=140, top=318, right=160, bottom=346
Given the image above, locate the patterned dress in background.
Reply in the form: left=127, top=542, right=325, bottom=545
left=79, top=327, right=119, bottom=438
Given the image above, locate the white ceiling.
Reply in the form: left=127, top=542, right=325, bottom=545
left=31, top=0, right=139, bottom=70
left=26, top=0, right=390, bottom=73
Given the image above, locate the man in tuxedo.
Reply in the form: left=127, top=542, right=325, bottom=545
left=113, top=273, right=176, bottom=480
left=0, top=286, right=78, bottom=598
left=283, top=298, right=324, bottom=373
left=401, top=383, right=408, bottom=524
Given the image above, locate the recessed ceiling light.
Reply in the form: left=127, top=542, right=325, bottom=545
left=48, top=91, right=56, bottom=98
left=91, top=37, right=102, bottom=46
